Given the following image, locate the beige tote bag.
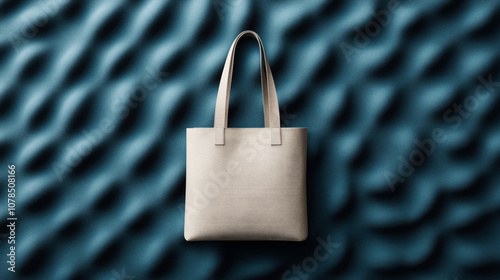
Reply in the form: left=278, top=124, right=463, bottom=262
left=184, top=30, right=307, bottom=241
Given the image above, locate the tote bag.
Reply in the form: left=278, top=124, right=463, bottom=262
left=184, top=30, right=307, bottom=241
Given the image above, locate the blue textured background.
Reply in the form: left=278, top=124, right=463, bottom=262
left=1, top=0, right=500, bottom=279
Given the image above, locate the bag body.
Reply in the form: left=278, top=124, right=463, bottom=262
left=184, top=30, right=307, bottom=241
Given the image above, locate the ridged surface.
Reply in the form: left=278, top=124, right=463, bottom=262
left=0, top=0, right=499, bottom=279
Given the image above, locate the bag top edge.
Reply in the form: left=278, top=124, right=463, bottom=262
left=186, top=127, right=308, bottom=130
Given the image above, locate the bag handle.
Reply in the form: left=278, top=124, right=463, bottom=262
left=214, top=30, right=281, bottom=146
left=220, top=31, right=271, bottom=128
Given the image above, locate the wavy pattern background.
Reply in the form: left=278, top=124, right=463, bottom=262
left=0, top=0, right=500, bottom=279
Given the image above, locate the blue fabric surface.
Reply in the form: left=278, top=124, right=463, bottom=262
left=0, top=0, right=500, bottom=279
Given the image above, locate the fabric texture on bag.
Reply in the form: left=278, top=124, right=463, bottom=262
left=184, top=30, right=308, bottom=241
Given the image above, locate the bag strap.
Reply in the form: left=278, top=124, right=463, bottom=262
left=213, top=30, right=281, bottom=146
